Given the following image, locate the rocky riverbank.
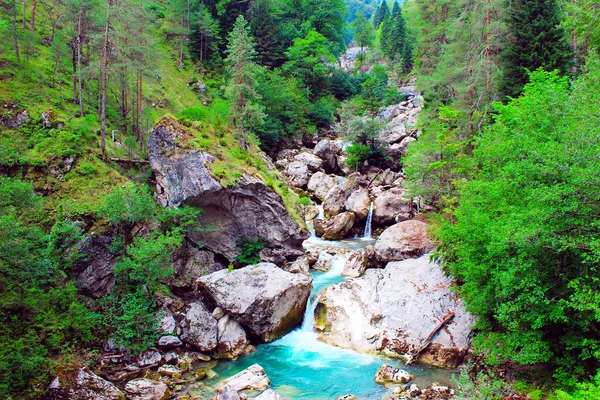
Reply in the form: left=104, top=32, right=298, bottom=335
left=44, top=83, right=473, bottom=400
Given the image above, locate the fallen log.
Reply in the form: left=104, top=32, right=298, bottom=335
left=406, top=311, right=455, bottom=365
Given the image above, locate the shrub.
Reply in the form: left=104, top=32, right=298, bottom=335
left=99, top=183, right=156, bottom=228
left=234, top=237, right=267, bottom=266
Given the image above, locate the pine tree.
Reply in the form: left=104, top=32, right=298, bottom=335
left=380, top=2, right=406, bottom=62
left=352, top=10, right=375, bottom=52
left=224, top=15, right=265, bottom=148
left=373, top=0, right=389, bottom=28
left=500, top=0, right=572, bottom=99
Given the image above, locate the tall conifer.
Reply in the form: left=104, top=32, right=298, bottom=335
left=373, top=1, right=390, bottom=28
left=500, top=0, right=572, bottom=98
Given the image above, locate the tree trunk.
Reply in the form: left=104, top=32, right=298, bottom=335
left=21, top=0, right=25, bottom=30
left=100, top=0, right=111, bottom=159
left=138, top=69, right=143, bottom=151
left=485, top=0, right=492, bottom=90
left=72, top=41, right=77, bottom=103
left=11, top=0, right=21, bottom=63
left=29, top=0, right=36, bottom=56
left=77, top=10, right=84, bottom=116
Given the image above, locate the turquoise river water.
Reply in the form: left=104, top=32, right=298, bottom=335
left=200, top=234, right=456, bottom=399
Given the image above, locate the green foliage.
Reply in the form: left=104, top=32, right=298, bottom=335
left=500, top=0, right=572, bottom=99
left=452, top=369, right=507, bottom=400
left=224, top=15, right=266, bottom=139
left=404, top=105, right=474, bottom=209
left=234, top=237, right=267, bottom=266
left=282, top=30, right=336, bottom=100
left=345, top=143, right=372, bottom=169
left=309, top=96, right=337, bottom=127
left=554, top=372, right=600, bottom=399
left=372, top=0, right=390, bottom=28
left=437, top=67, right=600, bottom=380
left=352, top=10, right=375, bottom=50
left=330, top=70, right=362, bottom=101
left=99, top=183, right=157, bottom=228
left=0, top=178, right=100, bottom=398
left=255, top=68, right=312, bottom=150
left=102, top=229, right=183, bottom=354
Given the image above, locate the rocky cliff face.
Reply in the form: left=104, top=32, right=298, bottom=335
left=148, top=118, right=307, bottom=263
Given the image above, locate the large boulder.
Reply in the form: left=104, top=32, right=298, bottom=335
left=344, top=188, right=371, bottom=221
left=199, top=263, right=312, bottom=342
left=123, top=379, right=170, bottom=400
left=380, top=123, right=407, bottom=145
left=316, top=254, right=473, bottom=367
left=374, top=220, right=434, bottom=263
left=179, top=301, right=218, bottom=352
left=74, top=234, right=116, bottom=299
left=313, top=139, right=340, bottom=173
left=294, top=152, right=323, bottom=172
left=285, top=161, right=309, bottom=188
left=0, top=109, right=29, bottom=129
left=149, top=119, right=307, bottom=263
left=217, top=314, right=249, bottom=360
left=45, top=368, right=125, bottom=400
left=217, top=364, right=270, bottom=393
left=372, top=188, right=413, bottom=226
left=323, top=175, right=360, bottom=218
left=321, top=212, right=355, bottom=240
left=254, top=389, right=285, bottom=400
left=307, top=172, right=338, bottom=202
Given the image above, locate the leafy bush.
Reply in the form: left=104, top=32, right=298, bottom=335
left=554, top=372, right=600, bottom=399
left=234, top=237, right=267, bottom=266
left=452, top=369, right=507, bottom=400
left=75, top=161, right=98, bottom=176
left=99, top=183, right=156, bottom=228
left=437, top=68, right=600, bottom=381
left=309, top=96, right=337, bottom=127
left=345, top=143, right=372, bottom=169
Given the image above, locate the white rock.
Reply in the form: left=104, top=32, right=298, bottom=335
left=217, top=364, right=270, bottom=393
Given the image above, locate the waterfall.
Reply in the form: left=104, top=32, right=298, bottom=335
left=300, top=254, right=348, bottom=332
left=309, top=204, right=325, bottom=238
left=363, top=202, right=373, bottom=239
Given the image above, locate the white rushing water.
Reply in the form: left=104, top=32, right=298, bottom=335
left=363, top=202, right=373, bottom=239
left=308, top=204, right=325, bottom=238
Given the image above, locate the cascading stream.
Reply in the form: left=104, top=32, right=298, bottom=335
left=363, top=202, right=374, bottom=239
left=205, top=215, right=454, bottom=399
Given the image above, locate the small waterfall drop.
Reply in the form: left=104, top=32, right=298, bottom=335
left=363, top=202, right=373, bottom=239
left=301, top=254, right=349, bottom=332
left=308, top=204, right=325, bottom=238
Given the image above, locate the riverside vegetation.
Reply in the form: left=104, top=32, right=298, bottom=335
left=0, top=0, right=599, bottom=398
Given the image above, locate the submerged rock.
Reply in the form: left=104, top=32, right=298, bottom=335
left=374, top=220, right=434, bottom=263
left=254, top=389, right=284, bottom=399
left=199, top=263, right=312, bottom=342
left=217, top=364, right=270, bottom=393
left=45, top=368, right=125, bottom=400
left=374, top=365, right=413, bottom=385
left=317, top=254, right=473, bottom=367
